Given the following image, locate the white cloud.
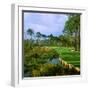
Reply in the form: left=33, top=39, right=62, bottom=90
left=24, top=12, right=68, bottom=36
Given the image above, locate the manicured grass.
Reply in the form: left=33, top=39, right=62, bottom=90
left=50, top=47, right=80, bottom=68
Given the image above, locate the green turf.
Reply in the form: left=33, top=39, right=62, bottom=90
left=50, top=47, right=80, bottom=68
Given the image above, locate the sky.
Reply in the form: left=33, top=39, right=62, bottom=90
left=24, top=12, right=68, bottom=39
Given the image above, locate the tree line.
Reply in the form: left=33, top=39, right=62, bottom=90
left=25, top=14, right=80, bottom=51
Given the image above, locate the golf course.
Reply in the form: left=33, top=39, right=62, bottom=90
left=23, top=12, right=80, bottom=77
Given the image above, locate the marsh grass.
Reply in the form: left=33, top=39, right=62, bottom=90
left=24, top=45, right=80, bottom=77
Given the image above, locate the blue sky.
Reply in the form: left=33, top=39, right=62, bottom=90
left=24, top=12, right=68, bottom=38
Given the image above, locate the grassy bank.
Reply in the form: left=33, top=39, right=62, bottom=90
left=24, top=46, right=80, bottom=77
left=50, top=47, right=80, bottom=68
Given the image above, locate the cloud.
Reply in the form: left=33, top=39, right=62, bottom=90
left=24, top=12, right=68, bottom=37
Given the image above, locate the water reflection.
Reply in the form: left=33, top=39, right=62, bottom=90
left=49, top=58, right=61, bottom=64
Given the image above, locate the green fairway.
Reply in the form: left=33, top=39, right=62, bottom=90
left=50, top=47, right=80, bottom=68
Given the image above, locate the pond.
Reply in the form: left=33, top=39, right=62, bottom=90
left=24, top=57, right=62, bottom=77
left=48, top=58, right=61, bottom=64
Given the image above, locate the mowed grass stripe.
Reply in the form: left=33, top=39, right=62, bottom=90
left=50, top=47, right=80, bottom=68
left=66, top=61, right=80, bottom=63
